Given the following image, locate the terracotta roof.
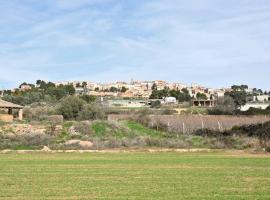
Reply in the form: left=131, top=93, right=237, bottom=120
left=0, top=99, right=23, bottom=109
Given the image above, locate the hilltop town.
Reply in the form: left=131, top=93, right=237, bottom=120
left=53, top=80, right=226, bottom=99
left=3, top=80, right=227, bottom=99
left=1, top=80, right=269, bottom=111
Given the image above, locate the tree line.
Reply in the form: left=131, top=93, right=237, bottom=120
left=2, top=80, right=77, bottom=105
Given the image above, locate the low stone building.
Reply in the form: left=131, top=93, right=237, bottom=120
left=0, top=99, right=24, bottom=122
left=106, top=99, right=147, bottom=108
left=192, top=99, right=215, bottom=107
left=164, top=97, right=177, bottom=104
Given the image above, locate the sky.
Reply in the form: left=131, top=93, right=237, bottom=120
left=0, top=0, right=270, bottom=90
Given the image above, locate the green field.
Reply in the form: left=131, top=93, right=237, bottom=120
left=0, top=152, right=269, bottom=200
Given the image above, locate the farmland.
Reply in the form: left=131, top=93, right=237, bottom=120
left=109, top=114, right=270, bottom=134
left=0, top=152, right=269, bottom=200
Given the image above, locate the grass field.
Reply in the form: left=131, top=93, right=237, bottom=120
left=0, top=152, right=269, bottom=200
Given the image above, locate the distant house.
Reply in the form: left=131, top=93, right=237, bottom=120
left=75, top=87, right=85, bottom=95
left=106, top=99, right=147, bottom=108
left=0, top=99, right=24, bottom=122
left=192, top=99, right=215, bottom=107
left=164, top=97, right=177, bottom=104
left=20, top=84, right=32, bottom=91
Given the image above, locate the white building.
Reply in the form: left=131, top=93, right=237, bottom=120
left=164, top=97, right=177, bottom=104
left=253, top=95, right=269, bottom=102
left=240, top=103, right=270, bottom=111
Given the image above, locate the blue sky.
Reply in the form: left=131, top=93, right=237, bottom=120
left=0, top=0, right=270, bottom=90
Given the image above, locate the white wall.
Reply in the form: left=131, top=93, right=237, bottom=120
left=240, top=103, right=270, bottom=111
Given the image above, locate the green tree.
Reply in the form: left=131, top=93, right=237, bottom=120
left=150, top=90, right=162, bottom=99
left=150, top=100, right=161, bottom=108
left=120, top=86, right=128, bottom=93
left=46, top=87, right=66, bottom=100
left=57, top=96, right=86, bottom=120
left=80, top=95, right=96, bottom=103
left=231, top=85, right=248, bottom=91
left=150, top=88, right=191, bottom=102
left=36, top=80, right=42, bottom=86
left=78, top=104, right=105, bottom=120
left=196, top=93, right=207, bottom=100
left=151, top=83, right=157, bottom=91
left=109, top=87, right=118, bottom=93
left=82, top=82, right=87, bottom=88
left=225, top=85, right=248, bottom=107
left=208, top=96, right=236, bottom=115
left=181, top=88, right=189, bottom=94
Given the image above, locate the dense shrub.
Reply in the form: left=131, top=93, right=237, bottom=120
left=78, top=104, right=105, bottom=120
left=23, top=106, right=57, bottom=121
left=161, top=109, right=177, bottom=115
left=132, top=109, right=151, bottom=126
left=2, top=91, right=44, bottom=106
left=0, top=133, right=53, bottom=150
left=232, top=122, right=270, bottom=137
left=253, top=122, right=270, bottom=148
left=208, top=96, right=236, bottom=115
left=2, top=83, right=75, bottom=106
left=46, top=115, right=64, bottom=124
left=150, top=100, right=161, bottom=108
left=73, top=121, right=93, bottom=135
left=193, top=129, right=231, bottom=138
left=79, top=95, right=96, bottom=103
left=57, top=96, right=106, bottom=120
left=57, top=96, right=86, bottom=120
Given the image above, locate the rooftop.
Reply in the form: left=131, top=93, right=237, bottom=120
left=0, top=99, right=23, bottom=109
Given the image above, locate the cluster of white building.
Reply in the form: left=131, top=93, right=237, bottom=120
left=54, top=80, right=231, bottom=100
left=2, top=80, right=269, bottom=110
left=55, top=80, right=270, bottom=109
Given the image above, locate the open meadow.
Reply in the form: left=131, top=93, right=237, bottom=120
left=0, top=152, right=269, bottom=200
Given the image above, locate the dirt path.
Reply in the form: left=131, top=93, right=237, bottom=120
left=1, top=148, right=269, bottom=156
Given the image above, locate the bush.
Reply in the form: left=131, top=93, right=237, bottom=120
left=0, top=133, right=53, bottom=150
left=232, top=122, right=270, bottom=137
left=79, top=95, right=96, bottom=103
left=23, top=106, right=57, bottom=121
left=73, top=121, right=93, bottom=135
left=78, top=104, right=105, bottom=120
left=132, top=109, right=151, bottom=127
left=150, top=100, right=161, bottom=108
left=46, top=115, right=64, bottom=124
left=254, top=122, right=270, bottom=148
left=208, top=96, right=236, bottom=115
left=161, top=109, right=177, bottom=115
left=149, top=120, right=168, bottom=132
left=193, top=129, right=222, bottom=137
left=57, top=96, right=86, bottom=120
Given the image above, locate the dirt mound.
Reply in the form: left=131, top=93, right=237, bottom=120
left=41, top=146, right=51, bottom=152
left=65, top=140, right=93, bottom=148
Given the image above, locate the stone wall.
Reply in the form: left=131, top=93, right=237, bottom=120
left=0, top=114, right=13, bottom=122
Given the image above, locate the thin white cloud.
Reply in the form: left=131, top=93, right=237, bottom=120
left=0, top=0, right=269, bottom=90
